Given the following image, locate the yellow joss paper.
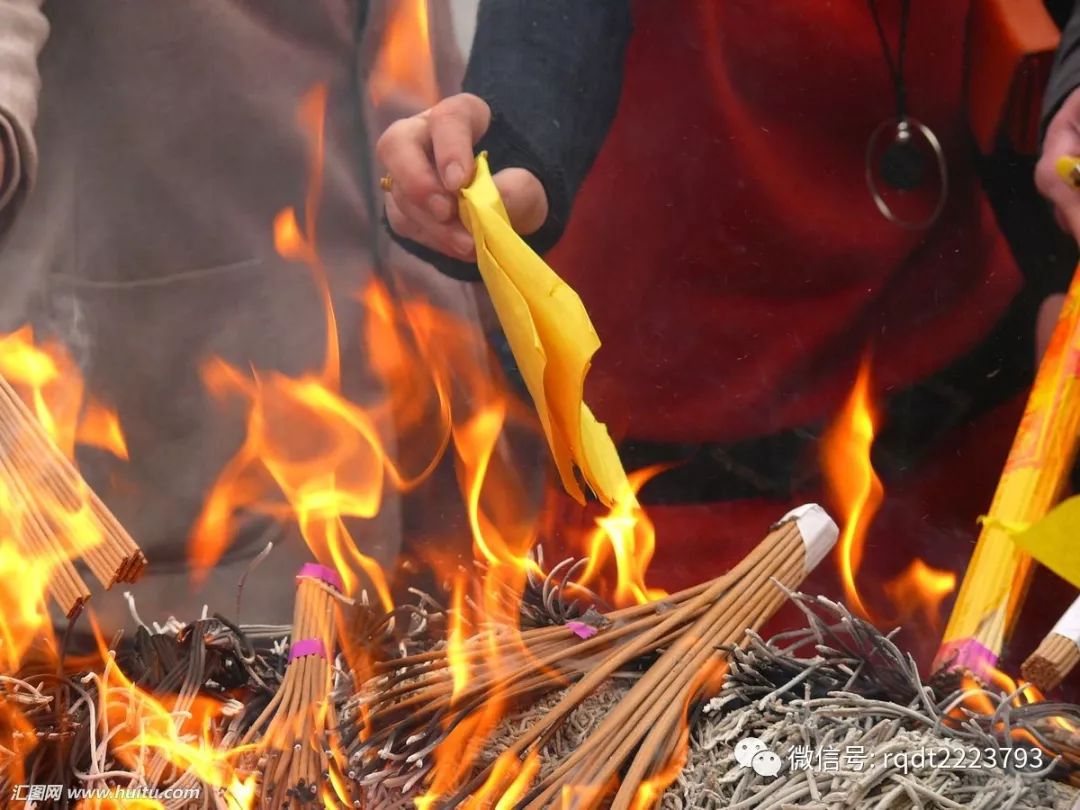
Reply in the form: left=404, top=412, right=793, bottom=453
left=457, top=153, right=626, bottom=506
left=1012, top=495, right=1080, bottom=590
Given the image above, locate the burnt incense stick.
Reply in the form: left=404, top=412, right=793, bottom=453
left=1023, top=596, right=1080, bottom=692
left=0, top=374, right=145, bottom=613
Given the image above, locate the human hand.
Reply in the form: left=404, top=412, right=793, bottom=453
left=1036, top=87, right=1080, bottom=239
left=376, top=93, right=549, bottom=261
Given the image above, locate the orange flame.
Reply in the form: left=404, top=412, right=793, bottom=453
left=86, top=616, right=257, bottom=809
left=0, top=329, right=127, bottom=671
left=820, top=356, right=883, bottom=621
left=883, top=558, right=957, bottom=632
left=581, top=467, right=668, bottom=605
left=76, top=396, right=129, bottom=460
left=447, top=573, right=472, bottom=702
left=627, top=660, right=728, bottom=809
left=950, top=668, right=1067, bottom=753
left=189, top=87, right=442, bottom=608
left=369, top=0, right=439, bottom=107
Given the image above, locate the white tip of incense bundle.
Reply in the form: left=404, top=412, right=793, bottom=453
left=781, top=503, right=839, bottom=573
left=1052, top=596, right=1080, bottom=643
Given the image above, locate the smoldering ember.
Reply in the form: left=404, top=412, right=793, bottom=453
left=8, top=9, right=1080, bottom=810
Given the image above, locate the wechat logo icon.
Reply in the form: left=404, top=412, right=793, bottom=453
left=734, top=737, right=782, bottom=778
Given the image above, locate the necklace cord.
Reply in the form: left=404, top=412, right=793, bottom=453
left=867, top=0, right=912, bottom=121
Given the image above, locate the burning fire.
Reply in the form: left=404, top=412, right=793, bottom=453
left=581, top=467, right=667, bottom=606
left=820, top=356, right=958, bottom=636
left=87, top=617, right=257, bottom=809
left=820, top=356, right=883, bottom=621
left=816, top=358, right=954, bottom=639
left=883, top=558, right=957, bottom=632
left=190, top=87, right=442, bottom=608
left=368, top=0, right=439, bottom=108
left=0, top=326, right=129, bottom=791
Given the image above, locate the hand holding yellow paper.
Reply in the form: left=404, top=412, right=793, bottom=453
left=457, top=153, right=627, bottom=507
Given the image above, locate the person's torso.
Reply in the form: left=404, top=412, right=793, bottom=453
left=549, top=0, right=1021, bottom=443
left=0, top=0, right=397, bottom=623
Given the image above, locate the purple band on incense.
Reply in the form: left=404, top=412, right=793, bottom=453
left=288, top=638, right=328, bottom=662
left=566, top=621, right=599, bottom=640
left=296, top=563, right=344, bottom=592
left=936, top=639, right=998, bottom=678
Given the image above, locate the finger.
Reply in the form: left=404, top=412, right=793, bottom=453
left=386, top=194, right=476, bottom=261
left=428, top=94, right=492, bottom=191
left=492, top=168, right=549, bottom=235
left=376, top=116, right=454, bottom=222
left=384, top=193, right=425, bottom=242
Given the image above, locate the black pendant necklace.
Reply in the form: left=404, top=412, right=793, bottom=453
left=864, top=0, right=948, bottom=228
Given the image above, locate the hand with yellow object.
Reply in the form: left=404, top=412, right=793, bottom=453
left=375, top=93, right=548, bottom=261
left=1036, top=89, right=1080, bottom=238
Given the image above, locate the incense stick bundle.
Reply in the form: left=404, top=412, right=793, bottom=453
left=0, top=373, right=145, bottom=615
left=936, top=260, right=1080, bottom=678
left=242, top=564, right=346, bottom=809
left=1022, top=596, right=1080, bottom=692
left=513, top=505, right=836, bottom=809
left=345, top=505, right=838, bottom=805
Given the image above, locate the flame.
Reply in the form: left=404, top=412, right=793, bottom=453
left=87, top=616, right=257, bottom=808
left=447, top=573, right=471, bottom=701
left=76, top=396, right=129, bottom=460
left=0, top=329, right=134, bottom=791
left=461, top=750, right=541, bottom=810
left=0, top=329, right=128, bottom=668
left=189, top=87, right=446, bottom=607
left=949, top=667, right=1075, bottom=754
left=581, top=467, right=668, bottom=606
left=416, top=560, right=529, bottom=806
left=628, top=660, right=728, bottom=809
left=820, top=356, right=883, bottom=621
left=189, top=81, right=686, bottom=807
left=369, top=0, right=439, bottom=107
left=0, top=539, right=53, bottom=672
left=883, top=559, right=957, bottom=632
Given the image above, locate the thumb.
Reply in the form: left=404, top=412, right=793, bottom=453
left=427, top=93, right=491, bottom=191
left=492, top=168, right=549, bottom=236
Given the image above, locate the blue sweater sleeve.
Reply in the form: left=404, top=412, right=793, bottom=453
left=1044, top=2, right=1080, bottom=133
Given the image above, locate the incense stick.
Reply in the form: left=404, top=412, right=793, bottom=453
left=1022, top=596, right=1080, bottom=692
left=0, top=373, right=145, bottom=615
left=241, top=564, right=346, bottom=808
left=347, top=504, right=838, bottom=806
left=521, top=509, right=831, bottom=808
left=936, top=261, right=1080, bottom=678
